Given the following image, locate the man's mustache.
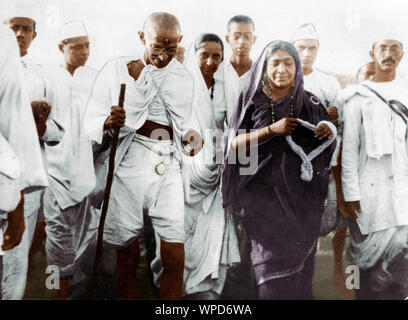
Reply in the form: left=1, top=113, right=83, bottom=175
left=382, top=58, right=396, bottom=64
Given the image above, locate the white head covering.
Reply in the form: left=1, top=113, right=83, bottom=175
left=290, top=23, right=319, bottom=43
left=58, top=20, right=88, bottom=42
left=364, top=21, right=406, bottom=49
left=5, top=0, right=40, bottom=24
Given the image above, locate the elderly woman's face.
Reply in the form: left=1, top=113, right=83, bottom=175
left=266, top=49, right=296, bottom=90
left=196, top=41, right=223, bottom=78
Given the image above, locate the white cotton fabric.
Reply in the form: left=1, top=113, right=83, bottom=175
left=290, top=23, right=319, bottom=42
left=58, top=20, right=88, bottom=42
left=84, top=54, right=195, bottom=246
left=1, top=54, right=66, bottom=300
left=303, top=68, right=342, bottom=109
left=303, top=69, right=342, bottom=168
left=303, top=67, right=342, bottom=227
left=103, top=135, right=185, bottom=246
left=0, top=132, right=21, bottom=213
left=7, top=1, right=40, bottom=23
left=222, top=59, right=251, bottom=125
left=349, top=224, right=408, bottom=269
left=45, top=65, right=97, bottom=210
left=21, top=54, right=65, bottom=166
left=0, top=25, right=47, bottom=199
left=181, top=44, right=240, bottom=296
left=342, top=79, right=408, bottom=235
left=84, top=56, right=192, bottom=143
left=1, top=188, right=44, bottom=299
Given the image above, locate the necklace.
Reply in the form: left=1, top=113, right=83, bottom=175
left=263, top=73, right=294, bottom=124
left=210, top=78, right=215, bottom=100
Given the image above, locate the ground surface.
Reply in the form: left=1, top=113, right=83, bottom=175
left=23, top=234, right=354, bottom=300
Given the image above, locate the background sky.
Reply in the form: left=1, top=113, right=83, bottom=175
left=2, top=0, right=408, bottom=79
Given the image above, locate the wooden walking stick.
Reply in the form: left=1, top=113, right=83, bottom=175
left=90, top=83, right=126, bottom=299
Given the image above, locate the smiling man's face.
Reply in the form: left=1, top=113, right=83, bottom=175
left=139, top=26, right=182, bottom=69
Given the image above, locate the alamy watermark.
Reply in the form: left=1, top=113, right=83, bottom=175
left=45, top=265, right=60, bottom=290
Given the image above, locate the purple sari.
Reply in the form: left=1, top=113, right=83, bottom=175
left=220, top=41, right=336, bottom=291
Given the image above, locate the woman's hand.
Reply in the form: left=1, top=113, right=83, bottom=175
left=268, top=118, right=300, bottom=135
left=314, top=123, right=333, bottom=140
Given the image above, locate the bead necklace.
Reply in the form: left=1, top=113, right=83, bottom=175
left=210, top=78, right=215, bottom=100
left=263, top=73, right=294, bottom=124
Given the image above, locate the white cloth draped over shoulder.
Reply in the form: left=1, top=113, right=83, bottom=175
left=342, top=79, right=408, bottom=235
left=182, top=44, right=240, bottom=296
left=84, top=55, right=195, bottom=205
left=0, top=132, right=21, bottom=213
left=0, top=26, right=47, bottom=215
left=44, top=65, right=97, bottom=210
left=84, top=55, right=193, bottom=143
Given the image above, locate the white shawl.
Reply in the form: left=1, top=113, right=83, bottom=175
left=0, top=26, right=47, bottom=199
left=183, top=43, right=240, bottom=295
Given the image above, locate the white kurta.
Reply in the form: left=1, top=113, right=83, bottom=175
left=45, top=65, right=97, bottom=209
left=305, top=68, right=342, bottom=167
left=304, top=68, right=342, bottom=108
left=342, top=79, right=408, bottom=235
left=222, top=59, right=250, bottom=125
left=20, top=54, right=65, bottom=167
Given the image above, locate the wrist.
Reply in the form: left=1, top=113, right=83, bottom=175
left=267, top=124, right=275, bottom=136
left=103, top=117, right=110, bottom=131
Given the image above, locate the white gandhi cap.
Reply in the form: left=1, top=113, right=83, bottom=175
left=59, top=20, right=88, bottom=42
left=290, top=23, right=319, bottom=43
left=364, top=22, right=406, bottom=49
left=5, top=0, right=41, bottom=24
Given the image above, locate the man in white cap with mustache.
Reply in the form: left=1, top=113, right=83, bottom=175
left=1, top=4, right=65, bottom=300
left=342, top=35, right=408, bottom=299
left=42, top=20, right=97, bottom=299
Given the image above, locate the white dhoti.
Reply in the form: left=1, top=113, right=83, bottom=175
left=104, top=134, right=185, bottom=247
left=1, top=189, right=43, bottom=299
left=43, top=188, right=91, bottom=278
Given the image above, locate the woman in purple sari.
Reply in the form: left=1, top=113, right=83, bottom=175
left=220, top=40, right=337, bottom=299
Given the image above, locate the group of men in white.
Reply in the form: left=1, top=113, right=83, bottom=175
left=0, top=6, right=407, bottom=301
